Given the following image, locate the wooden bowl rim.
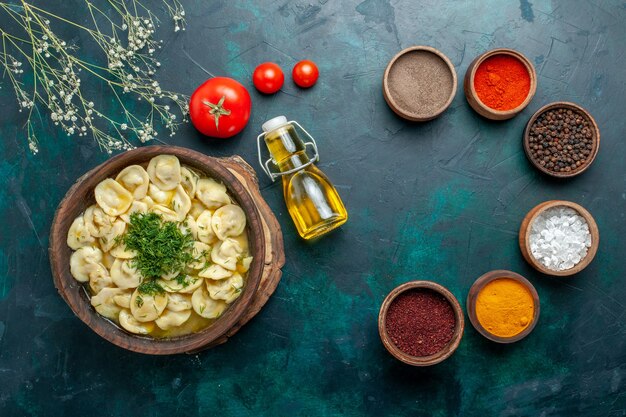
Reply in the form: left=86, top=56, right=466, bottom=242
left=465, top=48, right=537, bottom=117
left=466, top=270, right=540, bottom=343
left=518, top=200, right=599, bottom=276
left=378, top=280, right=464, bottom=366
left=49, top=145, right=266, bottom=354
left=522, top=101, right=600, bottom=178
left=382, top=45, right=458, bottom=122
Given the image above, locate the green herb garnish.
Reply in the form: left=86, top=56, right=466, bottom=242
left=137, top=279, right=165, bottom=296
left=174, top=274, right=192, bottom=288
left=135, top=295, right=144, bottom=308
left=118, top=212, right=194, bottom=279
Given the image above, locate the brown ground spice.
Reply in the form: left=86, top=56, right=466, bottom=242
left=387, top=50, right=454, bottom=117
left=385, top=289, right=456, bottom=357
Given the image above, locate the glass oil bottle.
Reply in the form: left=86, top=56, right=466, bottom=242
left=257, top=116, right=348, bottom=239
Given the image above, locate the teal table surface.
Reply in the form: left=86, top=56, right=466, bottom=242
left=1, top=0, right=625, bottom=416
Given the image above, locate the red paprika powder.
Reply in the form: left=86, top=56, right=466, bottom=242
left=385, top=289, right=455, bottom=357
left=473, top=54, right=530, bottom=111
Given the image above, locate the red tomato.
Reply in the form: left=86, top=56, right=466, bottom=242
left=252, top=62, right=284, bottom=94
left=292, top=60, right=319, bottom=88
left=189, top=77, right=251, bottom=138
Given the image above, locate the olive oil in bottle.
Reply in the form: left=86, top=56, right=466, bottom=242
left=258, top=116, right=348, bottom=239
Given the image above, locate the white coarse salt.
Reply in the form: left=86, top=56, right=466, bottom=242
left=528, top=206, right=592, bottom=271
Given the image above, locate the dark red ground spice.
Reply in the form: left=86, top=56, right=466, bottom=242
left=385, top=289, right=456, bottom=357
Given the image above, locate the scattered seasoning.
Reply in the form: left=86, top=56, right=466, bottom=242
left=385, top=289, right=455, bottom=357
left=527, top=108, right=594, bottom=174
left=474, top=54, right=530, bottom=111
left=529, top=206, right=591, bottom=271
left=475, top=278, right=534, bottom=338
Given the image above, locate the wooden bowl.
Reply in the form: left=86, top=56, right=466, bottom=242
left=382, top=46, right=457, bottom=121
left=464, top=48, right=537, bottom=120
left=523, top=102, right=600, bottom=178
left=378, top=281, right=464, bottom=366
left=519, top=200, right=599, bottom=276
left=467, top=270, right=540, bottom=343
left=49, top=145, right=266, bottom=354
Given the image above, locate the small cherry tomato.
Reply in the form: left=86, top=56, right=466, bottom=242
left=189, top=77, right=251, bottom=139
left=252, top=62, right=284, bottom=94
left=292, top=60, right=319, bottom=88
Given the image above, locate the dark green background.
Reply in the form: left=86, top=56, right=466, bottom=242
left=1, top=0, right=625, bottom=415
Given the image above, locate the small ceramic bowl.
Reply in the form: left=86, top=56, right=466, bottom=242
left=467, top=270, right=540, bottom=343
left=523, top=102, right=600, bottom=178
left=378, top=280, right=464, bottom=366
left=382, top=46, right=457, bottom=122
left=519, top=200, right=599, bottom=276
left=464, top=48, right=537, bottom=120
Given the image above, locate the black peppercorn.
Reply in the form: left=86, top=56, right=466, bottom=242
left=527, top=107, right=594, bottom=174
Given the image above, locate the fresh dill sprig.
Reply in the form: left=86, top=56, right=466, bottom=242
left=119, top=212, right=193, bottom=280
left=137, top=279, right=165, bottom=297
left=174, top=274, right=192, bottom=288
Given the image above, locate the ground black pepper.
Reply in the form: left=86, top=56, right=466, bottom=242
left=527, top=108, right=595, bottom=174
left=385, top=289, right=456, bottom=357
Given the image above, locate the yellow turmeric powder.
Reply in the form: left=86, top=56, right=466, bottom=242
left=475, top=278, right=534, bottom=338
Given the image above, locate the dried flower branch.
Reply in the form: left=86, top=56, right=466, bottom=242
left=0, top=0, right=188, bottom=154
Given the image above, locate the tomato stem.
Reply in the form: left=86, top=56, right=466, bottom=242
left=202, top=96, right=231, bottom=130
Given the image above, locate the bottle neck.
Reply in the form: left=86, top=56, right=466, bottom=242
left=264, top=124, right=311, bottom=174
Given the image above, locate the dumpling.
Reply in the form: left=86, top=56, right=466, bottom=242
left=199, top=264, right=233, bottom=280
left=83, top=205, right=114, bottom=237
left=179, top=215, right=198, bottom=240
left=150, top=205, right=178, bottom=222
left=211, top=204, right=246, bottom=240
left=115, top=165, right=149, bottom=199
left=90, top=287, right=126, bottom=320
left=70, top=246, right=103, bottom=282
left=147, top=155, right=181, bottom=191
left=102, top=251, right=116, bottom=269
left=110, top=258, right=142, bottom=289
left=67, top=216, right=95, bottom=250
left=195, top=178, right=230, bottom=209
left=206, top=273, right=244, bottom=304
left=180, top=166, right=199, bottom=198
left=160, top=270, right=179, bottom=281
left=191, top=286, right=228, bottom=319
left=196, top=210, right=217, bottom=244
left=130, top=289, right=168, bottom=322
left=157, top=275, right=203, bottom=293
left=148, top=183, right=174, bottom=206
left=188, top=242, right=211, bottom=270
left=110, top=243, right=135, bottom=259
left=188, top=200, right=206, bottom=219
left=120, top=200, right=149, bottom=223
left=171, top=185, right=191, bottom=221
left=99, top=219, right=125, bottom=252
left=166, top=293, right=192, bottom=312
left=113, top=291, right=132, bottom=309
left=119, top=309, right=154, bottom=335
left=211, top=238, right=242, bottom=271
left=88, top=263, right=113, bottom=294
left=94, top=178, right=133, bottom=216
left=238, top=256, right=253, bottom=274
left=139, top=196, right=156, bottom=209
left=155, top=309, right=191, bottom=330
